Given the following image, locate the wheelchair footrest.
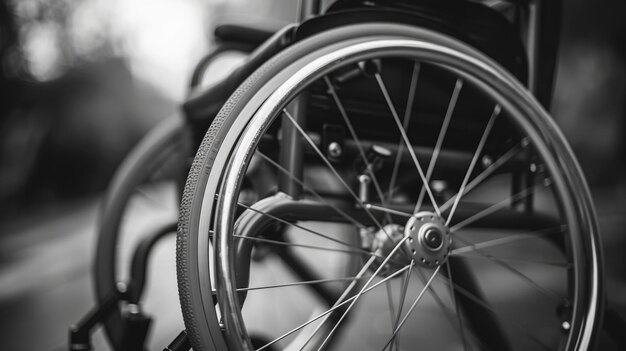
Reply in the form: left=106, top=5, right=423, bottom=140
left=119, top=305, right=152, bottom=351
left=163, top=330, right=191, bottom=351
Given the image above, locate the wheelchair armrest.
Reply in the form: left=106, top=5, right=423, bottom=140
left=184, top=23, right=297, bottom=144
left=214, top=23, right=279, bottom=47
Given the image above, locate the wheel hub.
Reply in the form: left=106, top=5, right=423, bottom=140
left=405, top=212, right=451, bottom=268
left=366, top=212, right=451, bottom=275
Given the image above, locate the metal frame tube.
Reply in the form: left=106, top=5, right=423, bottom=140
left=297, top=0, right=323, bottom=22
left=524, top=0, right=562, bottom=109
left=278, top=95, right=307, bottom=198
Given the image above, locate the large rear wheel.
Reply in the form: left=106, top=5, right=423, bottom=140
left=177, top=24, right=603, bottom=351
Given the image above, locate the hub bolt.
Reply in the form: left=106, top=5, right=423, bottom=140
left=328, top=142, right=342, bottom=158
left=561, top=321, right=571, bottom=331
left=423, top=228, right=443, bottom=250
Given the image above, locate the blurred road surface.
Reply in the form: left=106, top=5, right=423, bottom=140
left=0, top=185, right=624, bottom=350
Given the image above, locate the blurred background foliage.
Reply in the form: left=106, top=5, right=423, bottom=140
left=0, top=0, right=624, bottom=217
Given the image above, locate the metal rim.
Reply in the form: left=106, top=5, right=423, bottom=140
left=199, top=36, right=600, bottom=351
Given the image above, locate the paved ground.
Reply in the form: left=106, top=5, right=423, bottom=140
left=0, top=184, right=624, bottom=351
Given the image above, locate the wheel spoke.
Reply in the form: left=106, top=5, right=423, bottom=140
left=415, top=79, right=463, bottom=212
left=389, top=260, right=414, bottom=351
left=233, top=234, right=384, bottom=258
left=385, top=281, right=399, bottom=351
left=324, top=76, right=392, bottom=225
left=415, top=266, right=461, bottom=333
left=257, top=151, right=368, bottom=230
left=439, top=274, right=553, bottom=351
left=237, top=276, right=373, bottom=292
left=316, top=237, right=411, bottom=350
left=365, top=203, right=414, bottom=218
left=388, top=62, right=421, bottom=200
left=236, top=201, right=354, bottom=248
left=256, top=263, right=412, bottom=351
left=446, top=105, right=500, bottom=226
left=440, top=143, right=522, bottom=213
left=298, top=255, right=379, bottom=350
left=450, top=185, right=538, bottom=232
left=381, top=265, right=442, bottom=350
left=374, top=72, right=441, bottom=216
left=413, top=266, right=486, bottom=351
left=445, top=262, right=471, bottom=351
left=453, top=235, right=565, bottom=301
left=455, top=253, right=571, bottom=268
left=450, top=226, right=566, bottom=255
left=282, top=109, right=397, bottom=252
left=236, top=202, right=405, bottom=266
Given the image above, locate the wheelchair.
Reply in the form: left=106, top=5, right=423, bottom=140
left=73, top=0, right=604, bottom=350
